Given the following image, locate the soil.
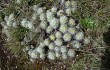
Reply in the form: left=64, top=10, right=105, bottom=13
left=0, top=25, right=17, bottom=70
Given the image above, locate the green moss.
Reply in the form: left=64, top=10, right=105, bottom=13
left=80, top=17, right=96, bottom=29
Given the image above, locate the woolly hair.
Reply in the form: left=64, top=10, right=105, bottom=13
left=49, top=42, right=55, bottom=50
left=75, top=32, right=84, bottom=41
left=46, top=26, right=53, bottom=33
left=68, top=49, right=75, bottom=57
left=39, top=53, right=45, bottom=59
left=62, top=53, right=67, bottom=59
left=30, top=50, right=38, bottom=59
left=72, top=40, right=81, bottom=49
left=65, top=8, right=72, bottom=16
left=68, top=18, right=76, bottom=26
left=60, top=45, right=68, bottom=54
left=55, top=52, right=61, bottom=58
left=40, top=13, right=46, bottom=21
left=39, top=42, right=45, bottom=48
left=40, top=21, right=48, bottom=30
left=54, top=46, right=60, bottom=52
left=37, top=7, right=44, bottom=15
left=68, top=27, right=76, bottom=35
left=63, top=33, right=72, bottom=42
left=60, top=15, right=68, bottom=24
left=36, top=46, right=44, bottom=53
left=57, top=10, right=64, bottom=16
left=54, top=38, right=63, bottom=46
left=44, top=38, right=50, bottom=46
left=51, top=6, right=57, bottom=13
left=46, top=10, right=54, bottom=22
left=55, top=31, right=62, bottom=38
left=59, top=24, right=68, bottom=33
left=50, top=18, right=59, bottom=29
left=49, top=34, right=56, bottom=41
left=65, top=1, right=71, bottom=7
left=48, top=51, right=56, bottom=60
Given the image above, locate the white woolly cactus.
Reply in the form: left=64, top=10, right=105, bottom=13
left=54, top=38, right=63, bottom=46
left=71, top=1, right=77, bottom=13
left=37, top=7, right=44, bottom=15
left=40, top=13, right=46, bottom=21
left=40, top=21, right=48, bottom=30
left=48, top=51, right=56, bottom=60
left=50, top=18, right=59, bottom=29
left=46, top=26, right=53, bottom=33
left=2, top=26, right=10, bottom=38
left=71, top=0, right=77, bottom=9
left=59, top=24, right=68, bottom=33
left=21, top=18, right=28, bottom=28
left=2, top=1, right=90, bottom=61
left=49, top=34, right=56, bottom=41
left=33, top=5, right=39, bottom=12
left=75, top=32, right=84, bottom=41
left=39, top=42, right=45, bottom=48
left=60, top=15, right=68, bottom=24
left=8, top=13, right=15, bottom=21
left=68, top=18, right=76, bottom=26
left=46, top=10, right=54, bottom=22
left=23, top=46, right=30, bottom=51
left=28, top=50, right=33, bottom=56
left=16, top=0, right=21, bottom=4
left=57, top=10, right=64, bottom=16
left=72, top=40, right=81, bottom=49
left=60, top=45, right=67, bottom=54
left=44, top=38, right=50, bottom=46
left=65, top=8, right=72, bottom=16
left=30, top=50, right=38, bottom=59
left=65, top=1, right=71, bottom=8
left=12, top=21, right=17, bottom=28
left=71, top=0, right=77, bottom=7
left=62, top=53, right=67, bottom=59
left=68, top=49, right=75, bottom=57
left=5, top=13, right=16, bottom=27
left=51, top=7, right=57, bottom=13
left=36, top=46, right=44, bottom=53
left=21, top=19, right=34, bottom=30
left=63, top=33, right=72, bottom=42
left=55, top=52, right=61, bottom=58
left=27, top=21, right=34, bottom=30
left=54, top=46, right=60, bottom=52
left=55, top=31, right=62, bottom=38
left=49, top=42, right=55, bottom=50
left=39, top=53, right=45, bottom=59
left=68, top=27, right=76, bottom=35
left=6, top=20, right=12, bottom=27
left=4, top=16, right=9, bottom=22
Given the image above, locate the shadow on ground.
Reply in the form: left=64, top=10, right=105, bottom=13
left=101, top=27, right=110, bottom=70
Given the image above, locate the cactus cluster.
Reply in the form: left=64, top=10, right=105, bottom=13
left=1, top=0, right=90, bottom=62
